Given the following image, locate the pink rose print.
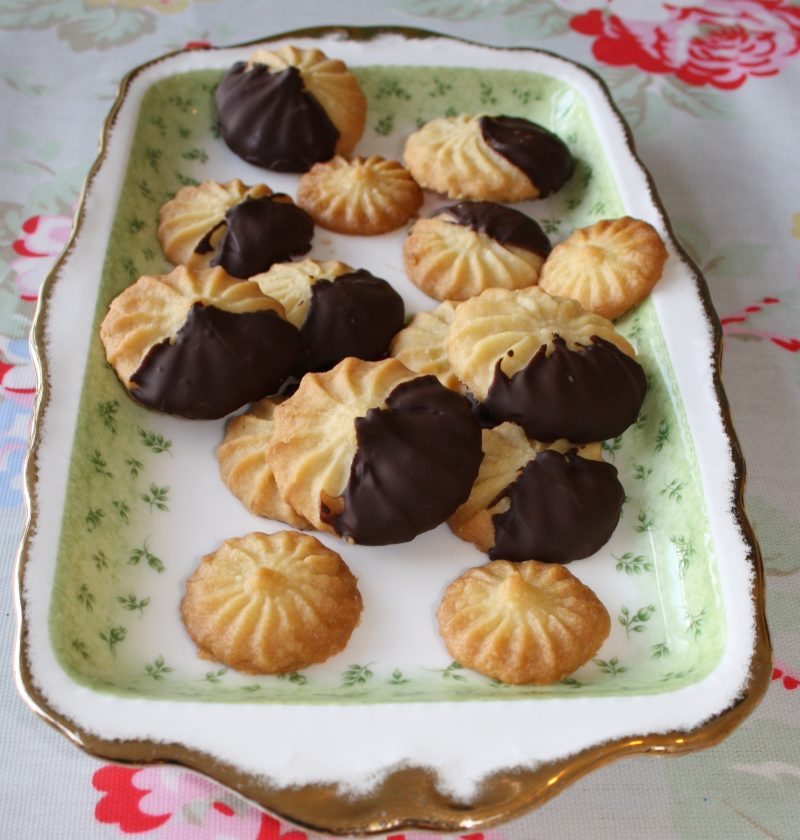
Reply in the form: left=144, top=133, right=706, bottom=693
left=11, top=212, right=72, bottom=301
left=571, top=1, right=800, bottom=89
left=721, top=296, right=800, bottom=352
left=0, top=337, right=36, bottom=408
left=93, top=764, right=503, bottom=839
left=772, top=660, right=800, bottom=691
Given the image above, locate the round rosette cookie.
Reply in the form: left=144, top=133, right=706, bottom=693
left=181, top=531, right=362, bottom=674
left=215, top=45, right=367, bottom=172
left=437, top=560, right=610, bottom=685
left=539, top=216, right=669, bottom=320
left=449, top=422, right=624, bottom=564
left=252, top=259, right=405, bottom=374
left=266, top=357, right=483, bottom=545
left=446, top=286, right=647, bottom=442
left=297, top=155, right=423, bottom=235
left=390, top=300, right=462, bottom=392
left=217, top=398, right=310, bottom=529
left=403, top=201, right=551, bottom=301
left=158, top=179, right=313, bottom=279
left=99, top=265, right=299, bottom=419
left=404, top=114, right=574, bottom=202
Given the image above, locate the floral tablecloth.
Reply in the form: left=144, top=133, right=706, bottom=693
left=2, top=1, right=799, bottom=838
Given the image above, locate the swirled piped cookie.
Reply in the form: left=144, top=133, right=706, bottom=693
left=217, top=398, right=310, bottom=529
left=181, top=531, right=362, bottom=674
left=297, top=156, right=423, bottom=235
left=215, top=45, right=367, bottom=172
left=100, top=265, right=299, bottom=419
left=253, top=259, right=405, bottom=373
left=403, top=114, right=574, bottom=202
left=539, top=216, right=669, bottom=320
left=158, top=179, right=313, bottom=279
left=449, top=422, right=624, bottom=564
left=389, top=300, right=462, bottom=391
left=446, top=286, right=646, bottom=442
left=403, top=201, right=551, bottom=301
left=266, top=357, right=482, bottom=545
left=437, top=559, right=610, bottom=685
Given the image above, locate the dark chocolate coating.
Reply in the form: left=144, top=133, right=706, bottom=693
left=490, top=449, right=624, bottom=564
left=437, top=201, right=551, bottom=257
left=479, top=116, right=574, bottom=198
left=206, top=195, right=313, bottom=279
left=321, top=376, right=483, bottom=545
left=482, top=336, right=647, bottom=443
left=215, top=63, right=339, bottom=172
left=298, top=270, right=405, bottom=373
left=129, top=303, right=300, bottom=420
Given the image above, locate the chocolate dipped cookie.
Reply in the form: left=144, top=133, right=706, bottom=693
left=253, top=259, right=405, bottom=374
left=403, top=114, right=574, bottom=202
left=403, top=201, right=551, bottom=301
left=446, top=286, right=646, bottom=442
left=266, top=357, right=483, bottom=545
left=158, top=179, right=313, bottom=279
left=215, top=45, right=367, bottom=172
left=449, top=422, right=624, bottom=564
left=100, top=265, right=300, bottom=419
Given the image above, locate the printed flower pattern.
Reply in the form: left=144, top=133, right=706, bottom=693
left=92, top=764, right=500, bottom=839
left=11, top=212, right=72, bottom=301
left=571, top=1, right=800, bottom=89
left=772, top=661, right=800, bottom=691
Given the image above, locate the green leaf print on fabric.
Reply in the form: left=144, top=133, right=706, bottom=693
left=394, top=0, right=571, bottom=35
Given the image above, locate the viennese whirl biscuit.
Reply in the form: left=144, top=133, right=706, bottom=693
left=437, top=559, right=610, bottom=685
left=403, top=114, right=574, bottom=202
left=253, top=259, right=405, bottom=373
left=449, top=422, right=624, bottom=564
left=297, top=156, right=423, bottom=235
left=445, top=286, right=646, bottom=442
left=539, top=216, right=668, bottom=320
left=158, top=179, right=313, bottom=279
left=389, top=300, right=462, bottom=392
left=266, top=357, right=482, bottom=545
left=403, top=201, right=551, bottom=301
left=215, top=45, right=367, bottom=172
left=99, top=265, right=299, bottom=419
left=217, top=398, right=310, bottom=529
left=181, top=531, right=362, bottom=674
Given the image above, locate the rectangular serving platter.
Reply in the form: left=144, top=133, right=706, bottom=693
left=16, top=27, right=770, bottom=835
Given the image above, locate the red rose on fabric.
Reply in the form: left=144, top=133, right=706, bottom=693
left=571, top=1, right=800, bottom=89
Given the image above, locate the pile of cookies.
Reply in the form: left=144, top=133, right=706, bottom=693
left=99, top=44, right=669, bottom=686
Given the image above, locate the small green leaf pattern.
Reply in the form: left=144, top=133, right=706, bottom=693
left=117, top=593, right=150, bottom=616
left=128, top=540, right=165, bottom=574
left=687, top=608, right=707, bottom=640
left=85, top=507, right=104, bottom=531
left=145, top=655, right=174, bottom=681
left=651, top=642, right=670, bottom=659
left=277, top=672, right=308, bottom=686
left=342, top=664, right=373, bottom=687
left=140, top=483, right=169, bottom=512
left=99, top=626, right=126, bottom=657
left=632, top=463, right=652, bottom=480
left=204, top=668, right=227, bottom=684
left=71, top=639, right=90, bottom=662
left=137, top=427, right=172, bottom=454
left=374, top=114, right=395, bottom=136
left=125, top=456, right=144, bottom=478
left=388, top=669, right=410, bottom=686
left=91, top=551, right=109, bottom=572
left=97, top=400, right=119, bottom=434
left=77, top=584, right=95, bottom=612
left=654, top=418, right=671, bottom=452
left=89, top=449, right=112, bottom=477
left=602, top=435, right=624, bottom=459
left=619, top=604, right=656, bottom=637
left=635, top=509, right=655, bottom=532
left=614, top=553, right=653, bottom=575
left=672, top=535, right=696, bottom=573
left=112, top=499, right=130, bottom=523
left=594, top=657, right=627, bottom=676
left=659, top=478, right=686, bottom=502
left=441, top=661, right=467, bottom=682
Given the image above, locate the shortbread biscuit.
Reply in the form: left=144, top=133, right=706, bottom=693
left=449, top=422, right=624, bottom=564
left=181, top=531, right=362, bottom=674
left=217, top=398, right=310, bottom=529
left=446, top=286, right=646, bottom=442
left=403, top=202, right=551, bottom=301
left=158, top=179, right=313, bottom=279
left=389, top=300, right=462, bottom=391
left=266, top=357, right=482, bottom=545
left=437, top=559, right=610, bottom=685
left=539, top=216, right=668, bottom=320
left=297, top=156, right=423, bottom=235
left=253, top=260, right=405, bottom=373
left=215, top=45, right=367, bottom=171
left=99, top=265, right=299, bottom=419
left=403, top=114, right=574, bottom=201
